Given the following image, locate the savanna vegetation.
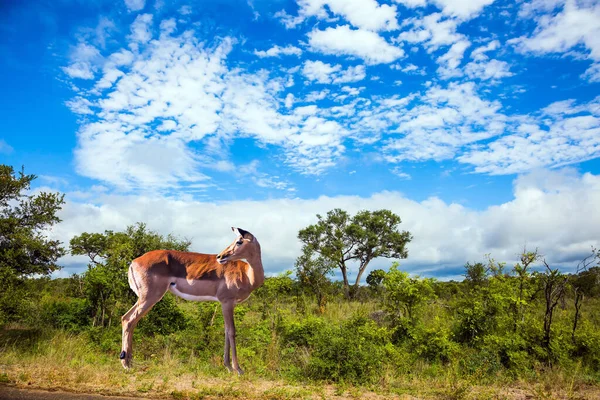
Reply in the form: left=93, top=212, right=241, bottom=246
left=1, top=164, right=600, bottom=400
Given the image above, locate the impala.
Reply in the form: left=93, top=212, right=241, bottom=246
left=120, top=227, right=264, bottom=374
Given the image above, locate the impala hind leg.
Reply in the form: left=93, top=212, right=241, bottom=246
left=120, top=295, right=162, bottom=369
left=221, top=301, right=243, bottom=375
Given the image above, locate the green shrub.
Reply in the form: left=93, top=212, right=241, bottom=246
left=138, top=293, right=187, bottom=336
left=40, top=298, right=90, bottom=332
left=413, top=325, right=458, bottom=363
left=306, top=315, right=391, bottom=384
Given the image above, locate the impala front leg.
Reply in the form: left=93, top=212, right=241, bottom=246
left=221, top=301, right=243, bottom=375
left=223, top=326, right=233, bottom=372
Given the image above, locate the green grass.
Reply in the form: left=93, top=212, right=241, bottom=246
left=2, top=294, right=600, bottom=399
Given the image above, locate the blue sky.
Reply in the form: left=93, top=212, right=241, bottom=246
left=1, top=0, right=600, bottom=279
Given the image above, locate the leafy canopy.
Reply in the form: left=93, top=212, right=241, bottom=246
left=298, top=208, right=412, bottom=298
left=0, top=165, right=65, bottom=324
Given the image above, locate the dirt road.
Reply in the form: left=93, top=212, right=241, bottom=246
left=0, top=387, right=150, bottom=400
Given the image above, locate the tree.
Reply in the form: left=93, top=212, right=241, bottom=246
left=382, top=262, right=435, bottom=324
left=0, top=165, right=65, bottom=325
left=366, top=269, right=386, bottom=294
left=70, top=223, right=190, bottom=327
left=295, top=247, right=334, bottom=313
left=511, top=250, right=539, bottom=333
left=298, top=208, right=412, bottom=299
left=537, top=260, right=569, bottom=361
left=569, top=251, right=600, bottom=342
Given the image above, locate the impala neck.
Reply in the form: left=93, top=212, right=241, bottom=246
left=246, top=240, right=264, bottom=288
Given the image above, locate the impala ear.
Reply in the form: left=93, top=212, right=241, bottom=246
left=235, top=227, right=253, bottom=241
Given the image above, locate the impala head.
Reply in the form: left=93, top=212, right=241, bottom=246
left=216, top=227, right=257, bottom=264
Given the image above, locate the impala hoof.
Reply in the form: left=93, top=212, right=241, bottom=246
left=235, top=367, right=244, bottom=375
left=121, top=359, right=131, bottom=370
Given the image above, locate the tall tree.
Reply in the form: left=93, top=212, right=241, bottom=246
left=0, top=165, right=65, bottom=325
left=298, top=208, right=412, bottom=298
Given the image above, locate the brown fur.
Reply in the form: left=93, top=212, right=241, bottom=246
left=133, top=250, right=249, bottom=288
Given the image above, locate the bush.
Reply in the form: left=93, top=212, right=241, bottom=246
left=412, top=325, right=458, bottom=363
left=138, top=293, right=187, bottom=336
left=40, top=298, right=90, bottom=332
left=306, top=315, right=391, bottom=383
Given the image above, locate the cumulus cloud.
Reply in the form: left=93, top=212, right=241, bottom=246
left=277, top=0, right=399, bottom=31
left=49, top=169, right=600, bottom=279
left=124, top=0, right=145, bottom=12
left=254, top=45, right=302, bottom=58
left=459, top=96, right=600, bottom=174
left=63, top=17, right=357, bottom=187
left=301, top=60, right=366, bottom=84
left=436, top=39, right=471, bottom=79
left=395, top=0, right=495, bottom=20
left=463, top=40, right=513, bottom=82
left=397, top=13, right=465, bottom=52
left=308, top=25, right=404, bottom=64
left=431, top=0, right=495, bottom=20
left=61, top=42, right=103, bottom=80
left=510, top=0, right=600, bottom=82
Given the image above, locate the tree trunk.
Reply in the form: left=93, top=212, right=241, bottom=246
left=572, top=291, right=583, bottom=343
left=352, top=259, right=371, bottom=299
left=340, top=264, right=350, bottom=299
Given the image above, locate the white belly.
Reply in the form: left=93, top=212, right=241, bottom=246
left=169, top=285, right=218, bottom=302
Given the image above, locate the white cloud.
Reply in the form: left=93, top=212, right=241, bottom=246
left=391, top=64, right=427, bottom=76
left=179, top=5, right=192, bottom=15
left=50, top=169, right=600, bottom=279
left=128, top=13, right=153, bottom=46
left=459, top=97, right=600, bottom=174
left=368, top=82, right=506, bottom=162
left=582, top=63, right=600, bottom=82
left=394, top=0, right=494, bottom=20
left=394, top=0, right=427, bottom=8
left=464, top=58, right=513, bottom=82
left=61, top=42, right=102, bottom=80
left=277, top=0, right=399, bottom=31
left=436, top=39, right=470, bottom=79
left=124, top=0, right=145, bottom=12
left=463, top=40, right=513, bottom=82
left=397, top=13, right=464, bottom=51
left=395, top=0, right=495, bottom=20
left=63, top=16, right=358, bottom=186
left=431, top=0, right=495, bottom=20
left=471, top=40, right=500, bottom=61
left=511, top=0, right=600, bottom=81
left=254, top=45, right=302, bottom=58
left=301, top=60, right=366, bottom=84
left=390, top=166, right=411, bottom=179
left=309, top=25, right=404, bottom=64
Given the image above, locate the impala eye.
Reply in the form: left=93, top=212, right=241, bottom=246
left=236, top=240, right=243, bottom=245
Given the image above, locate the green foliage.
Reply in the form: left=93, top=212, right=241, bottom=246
left=413, top=325, right=458, bottom=363
left=40, top=297, right=91, bottom=332
left=0, top=165, right=65, bottom=325
left=366, top=269, right=386, bottom=290
left=138, top=293, right=187, bottom=336
left=254, top=271, right=295, bottom=319
left=382, top=262, right=436, bottom=324
left=295, top=247, right=333, bottom=313
left=298, top=208, right=412, bottom=298
left=304, top=315, right=391, bottom=383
